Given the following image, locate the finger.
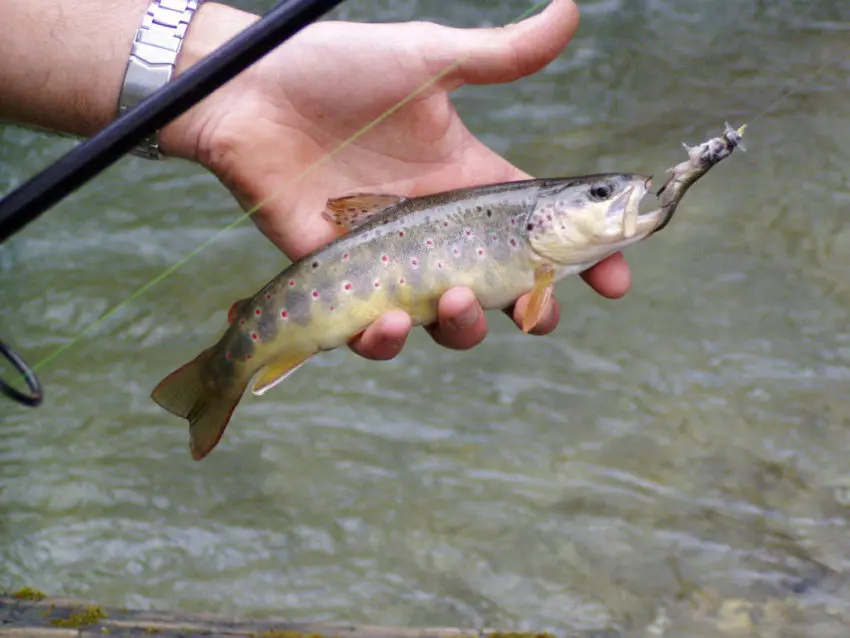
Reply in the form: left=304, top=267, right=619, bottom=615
left=348, top=310, right=412, bottom=360
left=424, top=287, right=488, bottom=350
left=504, top=292, right=561, bottom=336
left=580, top=252, right=632, bottom=299
left=434, top=0, right=580, bottom=88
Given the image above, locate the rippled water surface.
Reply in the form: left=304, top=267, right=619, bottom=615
left=3, top=1, right=850, bottom=636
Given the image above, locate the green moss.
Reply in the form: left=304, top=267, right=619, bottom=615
left=254, top=632, right=331, bottom=638
left=49, top=605, right=108, bottom=627
left=13, top=586, right=47, bottom=600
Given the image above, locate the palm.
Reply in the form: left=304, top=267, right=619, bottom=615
left=206, top=20, right=528, bottom=261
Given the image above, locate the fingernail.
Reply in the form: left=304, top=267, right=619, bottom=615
left=450, top=305, right=479, bottom=330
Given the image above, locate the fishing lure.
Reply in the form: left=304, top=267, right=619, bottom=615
left=653, top=122, right=747, bottom=232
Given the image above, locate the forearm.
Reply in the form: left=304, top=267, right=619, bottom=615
left=0, top=0, right=150, bottom=137
left=0, top=0, right=257, bottom=160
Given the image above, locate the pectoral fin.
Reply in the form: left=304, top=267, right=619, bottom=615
left=251, top=351, right=314, bottom=396
left=521, top=265, right=555, bottom=334
left=323, top=193, right=405, bottom=235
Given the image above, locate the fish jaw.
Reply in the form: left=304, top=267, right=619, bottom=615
left=524, top=173, right=659, bottom=268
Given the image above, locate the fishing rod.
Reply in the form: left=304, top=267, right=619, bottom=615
left=0, top=0, right=348, bottom=408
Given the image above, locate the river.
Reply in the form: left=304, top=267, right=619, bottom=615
left=2, top=1, right=850, bottom=636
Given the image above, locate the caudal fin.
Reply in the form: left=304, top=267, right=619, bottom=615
left=150, top=348, right=247, bottom=461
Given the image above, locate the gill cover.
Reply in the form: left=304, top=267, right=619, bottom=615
left=524, top=174, right=651, bottom=265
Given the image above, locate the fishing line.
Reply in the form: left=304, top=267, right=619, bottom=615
left=27, top=0, right=552, bottom=374
left=741, top=41, right=850, bottom=127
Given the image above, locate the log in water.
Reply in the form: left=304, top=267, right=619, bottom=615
left=0, top=592, right=553, bottom=638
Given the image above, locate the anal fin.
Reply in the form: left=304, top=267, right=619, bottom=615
left=322, top=192, right=405, bottom=234
left=251, top=350, right=314, bottom=396
left=522, top=265, right=555, bottom=334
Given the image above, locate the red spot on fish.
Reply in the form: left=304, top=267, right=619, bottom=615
left=374, top=280, right=381, bottom=288
left=254, top=308, right=261, bottom=316
left=425, top=239, right=434, bottom=247
left=443, top=221, right=449, bottom=227
left=225, top=352, right=232, bottom=360
left=289, top=280, right=295, bottom=287
left=453, top=248, right=460, bottom=256
left=330, top=305, right=335, bottom=311
left=312, top=290, right=320, bottom=299
left=239, top=319, right=245, bottom=326
left=251, top=332, right=259, bottom=341
left=411, top=258, right=419, bottom=266
left=465, top=229, right=472, bottom=237
left=281, top=310, right=288, bottom=319
left=381, top=255, right=389, bottom=263
left=478, top=249, right=485, bottom=256
left=437, top=261, right=444, bottom=269
left=510, top=239, right=518, bottom=247
left=246, top=354, right=253, bottom=360
left=344, top=282, right=352, bottom=291
left=265, top=294, right=271, bottom=300
left=399, top=278, right=405, bottom=285
left=511, top=219, right=517, bottom=225
left=342, top=252, right=349, bottom=260
left=398, top=231, right=405, bottom=237
left=492, top=234, right=498, bottom=241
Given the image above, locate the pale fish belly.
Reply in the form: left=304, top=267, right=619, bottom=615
left=288, top=233, right=539, bottom=353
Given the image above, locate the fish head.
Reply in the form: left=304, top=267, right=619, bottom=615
left=525, top=173, right=665, bottom=266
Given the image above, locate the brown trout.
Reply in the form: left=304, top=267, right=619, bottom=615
left=152, top=124, right=744, bottom=461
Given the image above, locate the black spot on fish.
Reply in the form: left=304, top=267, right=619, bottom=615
left=312, top=261, right=319, bottom=269
left=286, top=289, right=310, bottom=325
left=228, top=332, right=254, bottom=361
left=486, top=209, right=492, bottom=217
left=527, top=223, right=534, bottom=231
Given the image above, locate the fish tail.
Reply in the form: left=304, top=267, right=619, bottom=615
left=151, top=347, right=247, bottom=461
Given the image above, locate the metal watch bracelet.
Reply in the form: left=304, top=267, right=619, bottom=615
left=117, top=0, right=203, bottom=160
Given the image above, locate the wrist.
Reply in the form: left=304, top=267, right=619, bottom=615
left=157, top=2, right=260, bottom=161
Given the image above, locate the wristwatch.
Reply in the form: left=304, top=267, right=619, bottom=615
left=117, top=0, right=203, bottom=159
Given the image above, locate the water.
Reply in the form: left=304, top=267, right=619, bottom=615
left=2, top=1, right=850, bottom=636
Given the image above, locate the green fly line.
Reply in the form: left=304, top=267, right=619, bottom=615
left=29, top=1, right=552, bottom=372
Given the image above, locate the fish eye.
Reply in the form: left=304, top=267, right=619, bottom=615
left=588, top=181, right=614, bottom=201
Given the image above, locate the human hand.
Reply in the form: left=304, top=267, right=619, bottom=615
left=160, top=0, right=632, bottom=360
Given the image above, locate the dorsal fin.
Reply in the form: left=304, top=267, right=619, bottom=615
left=227, top=297, right=252, bottom=324
left=322, top=192, right=405, bottom=234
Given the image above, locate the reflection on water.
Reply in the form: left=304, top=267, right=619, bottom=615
left=2, top=1, right=850, bottom=636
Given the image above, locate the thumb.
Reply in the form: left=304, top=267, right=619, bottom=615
left=435, top=0, right=579, bottom=88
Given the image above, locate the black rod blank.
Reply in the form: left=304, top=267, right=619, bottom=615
left=0, top=0, right=347, bottom=243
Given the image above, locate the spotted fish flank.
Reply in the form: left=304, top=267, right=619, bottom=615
left=152, top=172, right=672, bottom=461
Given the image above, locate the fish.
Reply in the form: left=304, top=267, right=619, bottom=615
left=151, top=124, right=745, bottom=460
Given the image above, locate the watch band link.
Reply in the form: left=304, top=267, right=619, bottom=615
left=117, top=0, right=202, bottom=160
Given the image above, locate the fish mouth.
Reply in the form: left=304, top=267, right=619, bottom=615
left=610, top=175, right=653, bottom=239
left=632, top=175, right=677, bottom=237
